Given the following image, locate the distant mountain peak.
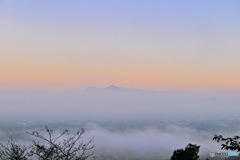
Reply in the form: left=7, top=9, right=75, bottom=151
left=86, top=85, right=159, bottom=93
left=104, top=85, right=120, bottom=90
left=103, top=85, right=142, bottom=92
left=86, top=85, right=121, bottom=91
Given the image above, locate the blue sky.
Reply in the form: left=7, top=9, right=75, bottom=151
left=0, top=0, right=240, bottom=89
left=0, top=0, right=240, bottom=120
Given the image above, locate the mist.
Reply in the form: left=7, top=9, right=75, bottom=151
left=85, top=123, right=218, bottom=160
left=1, top=120, right=240, bottom=160
left=0, top=86, right=240, bottom=121
left=1, top=86, right=240, bottom=159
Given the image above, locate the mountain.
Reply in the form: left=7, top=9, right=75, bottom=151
left=86, top=85, right=159, bottom=93
left=103, top=85, right=121, bottom=90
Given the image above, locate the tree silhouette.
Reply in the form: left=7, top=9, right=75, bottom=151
left=212, top=135, right=240, bottom=160
left=170, top=143, right=200, bottom=160
left=213, top=135, right=240, bottom=151
left=0, top=126, right=95, bottom=160
left=0, top=136, right=31, bottom=160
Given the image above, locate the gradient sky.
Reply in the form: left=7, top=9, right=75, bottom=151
left=1, top=0, right=240, bottom=89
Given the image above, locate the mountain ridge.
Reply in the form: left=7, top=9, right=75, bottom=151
left=86, top=85, right=159, bottom=93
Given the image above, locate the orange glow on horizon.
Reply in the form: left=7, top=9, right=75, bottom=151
left=1, top=59, right=240, bottom=90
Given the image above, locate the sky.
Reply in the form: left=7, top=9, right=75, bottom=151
left=1, top=0, right=240, bottom=90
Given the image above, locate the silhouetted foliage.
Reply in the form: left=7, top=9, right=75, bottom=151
left=212, top=135, right=240, bottom=160
left=170, top=143, right=200, bottom=160
left=0, top=137, right=31, bottom=160
left=0, top=126, right=95, bottom=160
left=213, top=135, right=240, bottom=151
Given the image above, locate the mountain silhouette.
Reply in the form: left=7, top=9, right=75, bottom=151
left=86, top=85, right=159, bottom=93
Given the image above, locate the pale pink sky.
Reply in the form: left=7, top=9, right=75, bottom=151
left=1, top=1, right=240, bottom=89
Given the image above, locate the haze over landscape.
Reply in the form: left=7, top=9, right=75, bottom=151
left=1, top=0, right=240, bottom=159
